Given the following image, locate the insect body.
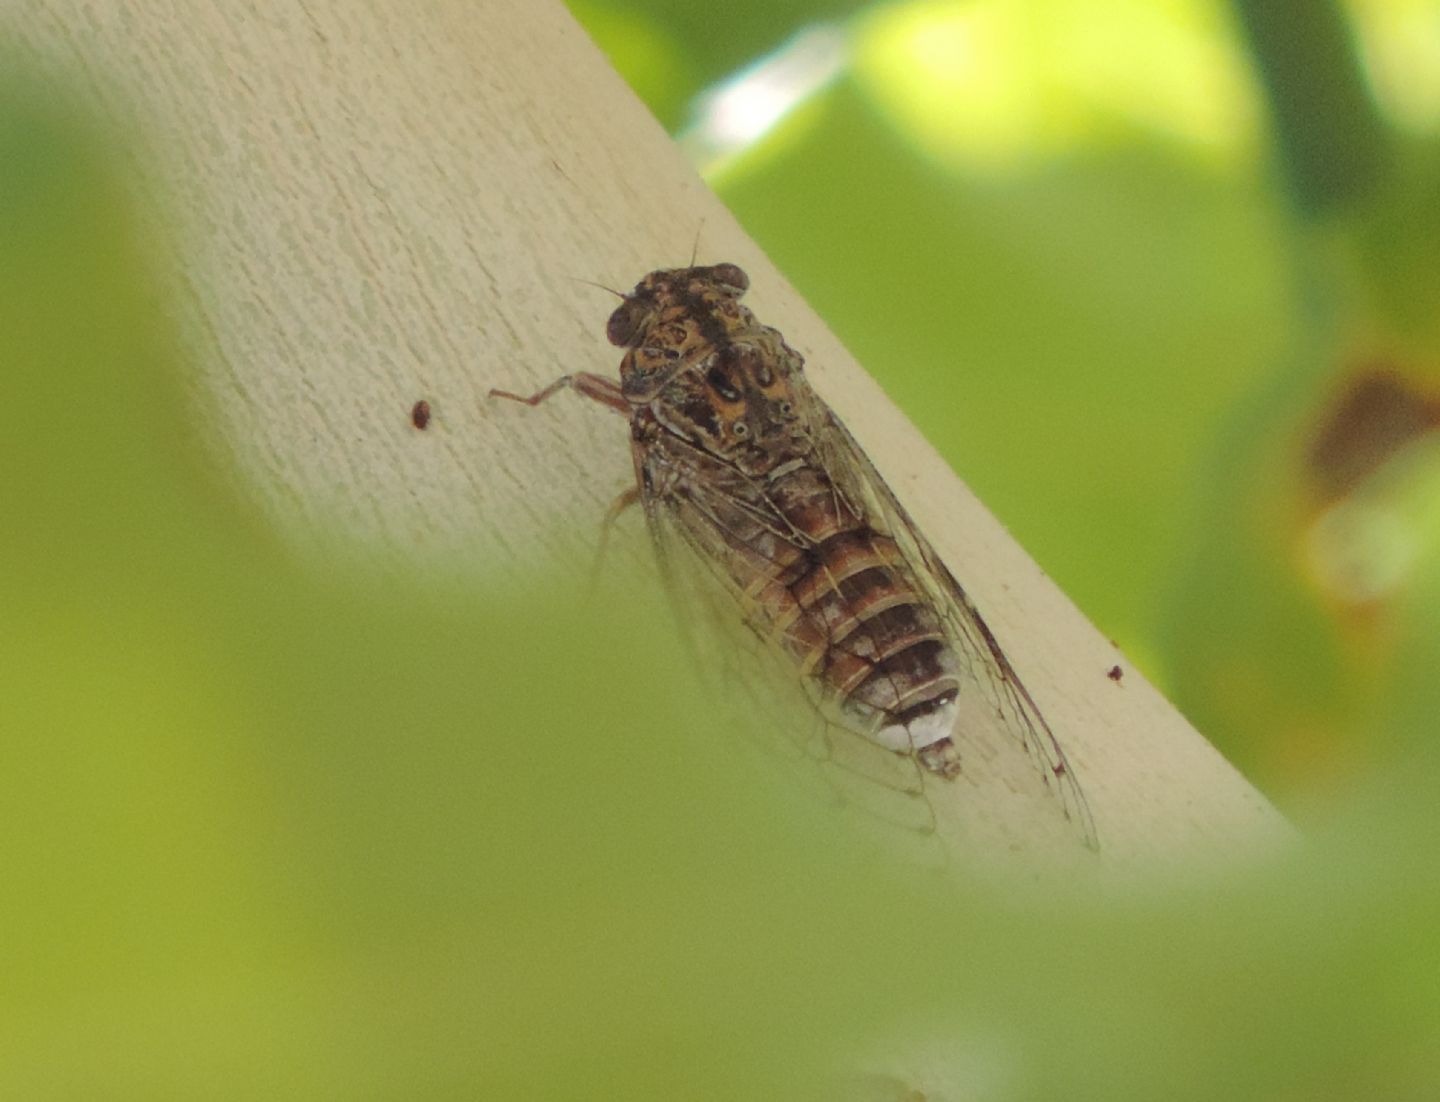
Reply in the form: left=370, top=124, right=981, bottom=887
left=491, top=263, right=1096, bottom=848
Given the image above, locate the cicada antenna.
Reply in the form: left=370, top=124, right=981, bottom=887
left=688, top=219, right=705, bottom=267
left=569, top=277, right=625, bottom=299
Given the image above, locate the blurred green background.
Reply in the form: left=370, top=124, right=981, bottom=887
left=5, top=1, right=1440, bottom=1098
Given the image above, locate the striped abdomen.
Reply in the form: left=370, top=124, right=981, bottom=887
left=740, top=461, right=963, bottom=773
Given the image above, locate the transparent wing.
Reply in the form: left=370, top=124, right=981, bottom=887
left=631, top=433, right=940, bottom=836
left=793, top=378, right=1100, bottom=851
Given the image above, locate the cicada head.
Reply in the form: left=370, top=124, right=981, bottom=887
left=604, top=263, right=751, bottom=350
left=609, top=263, right=758, bottom=403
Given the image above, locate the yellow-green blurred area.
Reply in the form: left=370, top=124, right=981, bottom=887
left=5, top=1, right=1440, bottom=1098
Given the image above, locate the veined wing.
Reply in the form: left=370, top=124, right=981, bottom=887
left=631, top=428, right=940, bottom=833
left=794, top=377, right=1100, bottom=851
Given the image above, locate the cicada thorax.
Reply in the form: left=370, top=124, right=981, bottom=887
left=624, top=286, right=966, bottom=778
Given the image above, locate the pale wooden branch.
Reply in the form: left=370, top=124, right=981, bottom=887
left=10, top=0, right=1291, bottom=870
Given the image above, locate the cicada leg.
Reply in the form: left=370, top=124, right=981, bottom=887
left=488, top=372, right=630, bottom=416
left=490, top=372, right=640, bottom=589
left=590, top=486, right=641, bottom=588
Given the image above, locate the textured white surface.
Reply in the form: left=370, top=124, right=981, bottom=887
left=8, top=0, right=1291, bottom=870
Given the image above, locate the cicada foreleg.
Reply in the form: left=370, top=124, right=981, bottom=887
left=488, top=372, right=630, bottom=416
left=489, top=372, right=641, bottom=590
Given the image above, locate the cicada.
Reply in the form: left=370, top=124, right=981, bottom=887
left=491, top=263, right=1097, bottom=849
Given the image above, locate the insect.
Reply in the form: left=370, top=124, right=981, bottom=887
left=411, top=399, right=432, bottom=429
left=1107, top=664, right=1123, bottom=683
left=490, top=263, right=1096, bottom=849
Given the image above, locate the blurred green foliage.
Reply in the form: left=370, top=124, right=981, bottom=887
left=570, top=0, right=874, bottom=128
left=6, top=1, right=1440, bottom=1097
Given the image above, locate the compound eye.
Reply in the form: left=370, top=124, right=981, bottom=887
left=708, top=263, right=749, bottom=296
left=607, top=301, right=647, bottom=346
